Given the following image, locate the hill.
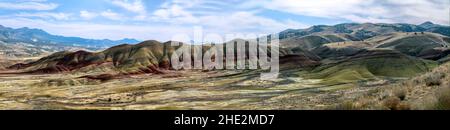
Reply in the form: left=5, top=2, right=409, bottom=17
left=7, top=39, right=319, bottom=75
left=8, top=40, right=175, bottom=74
left=279, top=22, right=450, bottom=41
left=305, top=49, right=437, bottom=85
left=280, top=34, right=358, bottom=50
left=368, top=32, right=450, bottom=60
left=306, top=32, right=450, bottom=60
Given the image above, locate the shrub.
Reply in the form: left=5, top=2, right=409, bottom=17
left=393, top=88, right=407, bottom=101
left=383, top=97, right=410, bottom=110
left=397, top=102, right=411, bottom=110
left=383, top=97, right=401, bottom=110
left=424, top=72, right=445, bottom=86
left=433, top=87, right=450, bottom=110
left=335, top=101, right=359, bottom=110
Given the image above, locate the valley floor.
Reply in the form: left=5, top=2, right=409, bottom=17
left=0, top=63, right=448, bottom=110
left=0, top=69, right=354, bottom=110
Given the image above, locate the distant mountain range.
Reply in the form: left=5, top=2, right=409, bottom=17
left=279, top=21, right=449, bottom=40
left=0, top=25, right=140, bottom=57
left=1, top=21, right=447, bottom=51
left=0, top=25, right=140, bottom=50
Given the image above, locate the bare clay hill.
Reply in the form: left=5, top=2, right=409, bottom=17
left=6, top=39, right=320, bottom=75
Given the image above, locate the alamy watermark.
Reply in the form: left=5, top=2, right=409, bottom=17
left=169, top=27, right=279, bottom=80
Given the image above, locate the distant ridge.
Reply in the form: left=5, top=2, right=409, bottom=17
left=279, top=22, right=450, bottom=40
left=0, top=25, right=140, bottom=50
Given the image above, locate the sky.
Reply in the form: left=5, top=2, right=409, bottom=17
left=0, top=0, right=449, bottom=41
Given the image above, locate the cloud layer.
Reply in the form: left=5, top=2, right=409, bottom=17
left=0, top=1, right=58, bottom=11
left=256, top=0, right=450, bottom=25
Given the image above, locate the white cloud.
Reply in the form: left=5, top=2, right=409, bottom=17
left=0, top=13, right=306, bottom=42
left=110, top=0, right=146, bottom=14
left=0, top=16, right=193, bottom=41
left=16, top=12, right=71, bottom=20
left=80, top=10, right=98, bottom=20
left=100, top=10, right=123, bottom=20
left=152, top=4, right=198, bottom=24
left=245, top=0, right=449, bottom=25
left=110, top=0, right=147, bottom=20
left=0, top=1, right=58, bottom=11
left=195, top=11, right=308, bottom=35
left=151, top=0, right=309, bottom=36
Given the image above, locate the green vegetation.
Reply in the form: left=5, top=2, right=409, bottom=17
left=281, top=35, right=348, bottom=50
left=305, top=50, right=437, bottom=86
left=323, top=35, right=347, bottom=42
left=438, top=55, right=450, bottom=64
left=377, top=35, right=444, bottom=56
left=306, top=64, right=375, bottom=85
left=433, top=87, right=450, bottom=110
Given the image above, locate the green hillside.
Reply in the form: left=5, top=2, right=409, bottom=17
left=376, top=33, right=448, bottom=57
left=280, top=34, right=356, bottom=50
left=305, top=49, right=437, bottom=85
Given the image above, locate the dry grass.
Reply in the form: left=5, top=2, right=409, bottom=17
left=382, top=97, right=410, bottom=110
left=337, top=62, right=450, bottom=110
left=432, top=87, right=450, bottom=110
left=392, top=87, right=407, bottom=101
left=334, top=101, right=359, bottom=110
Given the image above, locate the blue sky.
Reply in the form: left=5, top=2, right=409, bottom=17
left=0, top=0, right=448, bottom=41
